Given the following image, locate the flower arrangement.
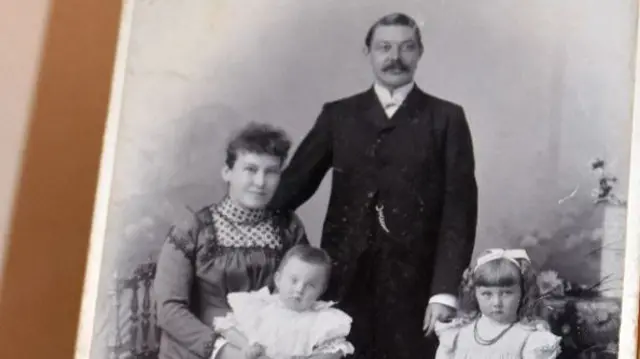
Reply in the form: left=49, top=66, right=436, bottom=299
left=537, top=269, right=621, bottom=359
left=520, top=158, right=626, bottom=358
left=589, top=158, right=626, bottom=206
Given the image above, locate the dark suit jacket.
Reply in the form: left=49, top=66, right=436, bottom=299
left=270, top=85, right=477, bottom=302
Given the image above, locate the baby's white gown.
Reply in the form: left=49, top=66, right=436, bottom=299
left=214, top=287, right=354, bottom=358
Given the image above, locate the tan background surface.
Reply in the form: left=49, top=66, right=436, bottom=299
left=0, top=0, right=122, bottom=358
left=0, top=0, right=51, bottom=290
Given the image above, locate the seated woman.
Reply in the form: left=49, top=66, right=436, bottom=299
left=154, top=122, right=308, bottom=359
left=213, top=244, right=354, bottom=359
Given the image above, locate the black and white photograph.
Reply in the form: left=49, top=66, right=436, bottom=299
left=75, top=1, right=640, bottom=358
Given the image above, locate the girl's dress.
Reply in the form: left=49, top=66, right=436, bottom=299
left=434, top=317, right=561, bottom=359
left=214, top=287, right=355, bottom=358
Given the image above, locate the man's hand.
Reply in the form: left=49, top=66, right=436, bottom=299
left=422, top=302, right=455, bottom=337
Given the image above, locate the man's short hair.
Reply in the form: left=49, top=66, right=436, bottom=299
left=364, top=12, right=423, bottom=50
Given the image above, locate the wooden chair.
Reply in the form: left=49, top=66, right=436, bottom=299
left=108, top=262, right=160, bottom=359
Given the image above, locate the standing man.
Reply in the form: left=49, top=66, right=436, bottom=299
left=269, top=13, right=477, bottom=359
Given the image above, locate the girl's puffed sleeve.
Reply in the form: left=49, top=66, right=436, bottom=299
left=522, top=329, right=561, bottom=359
left=434, top=320, right=463, bottom=359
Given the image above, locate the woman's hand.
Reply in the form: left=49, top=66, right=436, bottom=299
left=242, top=343, right=265, bottom=359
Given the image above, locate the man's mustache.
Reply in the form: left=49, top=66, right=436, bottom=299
left=382, top=60, right=410, bottom=73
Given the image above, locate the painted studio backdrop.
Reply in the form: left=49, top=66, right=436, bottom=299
left=88, top=1, right=636, bottom=358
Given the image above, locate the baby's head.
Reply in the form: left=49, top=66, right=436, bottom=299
left=274, top=244, right=332, bottom=312
left=459, top=249, right=539, bottom=324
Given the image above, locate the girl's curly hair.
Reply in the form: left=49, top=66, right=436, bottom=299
left=456, top=257, right=542, bottom=327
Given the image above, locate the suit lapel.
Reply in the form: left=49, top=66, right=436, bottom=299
left=357, top=85, right=429, bottom=131
left=397, top=85, right=428, bottom=119
left=358, top=87, right=392, bottom=130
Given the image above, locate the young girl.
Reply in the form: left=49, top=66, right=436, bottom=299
left=435, top=248, right=561, bottom=359
left=213, top=244, right=354, bottom=359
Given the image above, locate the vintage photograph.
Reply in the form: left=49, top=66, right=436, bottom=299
left=76, top=1, right=639, bottom=358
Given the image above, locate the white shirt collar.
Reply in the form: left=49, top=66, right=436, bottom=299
left=373, top=81, right=415, bottom=107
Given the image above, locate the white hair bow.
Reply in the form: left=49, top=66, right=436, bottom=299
left=473, top=248, right=531, bottom=272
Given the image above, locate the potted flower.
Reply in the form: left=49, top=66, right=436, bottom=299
left=536, top=270, right=621, bottom=359
left=524, top=158, right=626, bottom=358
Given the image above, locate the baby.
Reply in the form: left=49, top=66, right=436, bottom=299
left=213, top=244, right=354, bottom=359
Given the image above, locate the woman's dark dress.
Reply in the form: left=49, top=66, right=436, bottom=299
left=154, top=197, right=308, bottom=359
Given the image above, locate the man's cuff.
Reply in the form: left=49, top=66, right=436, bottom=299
left=428, top=294, right=458, bottom=309
left=210, top=337, right=228, bottom=359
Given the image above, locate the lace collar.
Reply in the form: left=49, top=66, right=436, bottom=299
left=214, top=196, right=269, bottom=225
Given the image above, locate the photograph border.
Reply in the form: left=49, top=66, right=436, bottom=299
left=617, top=6, right=640, bottom=356
left=74, top=1, right=136, bottom=358
left=73, top=1, right=640, bottom=358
